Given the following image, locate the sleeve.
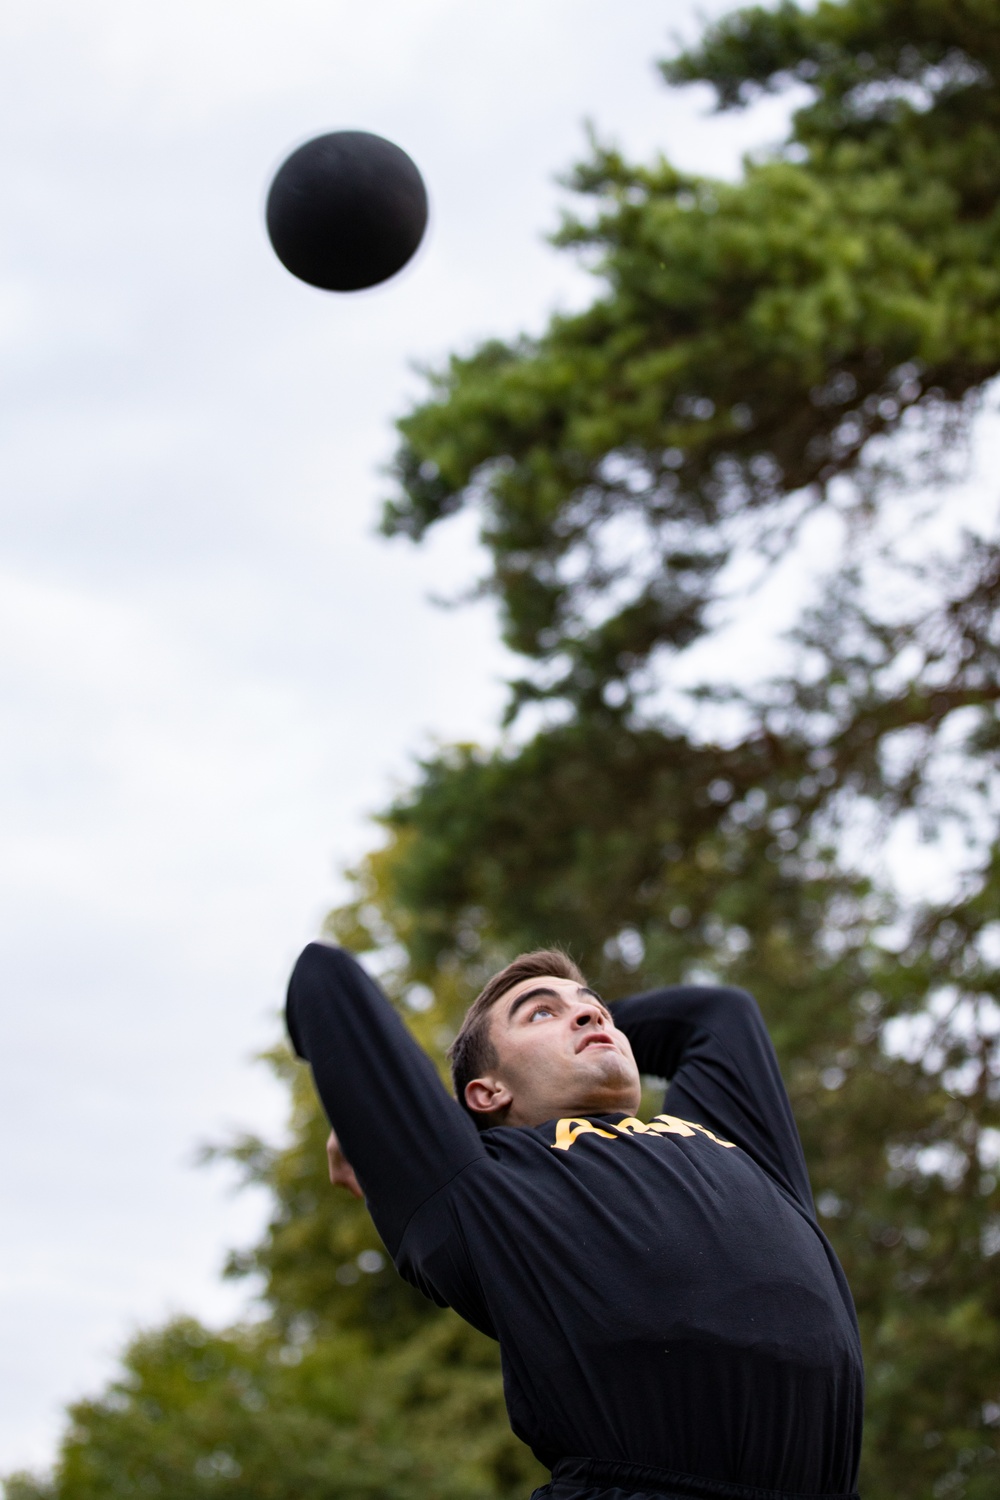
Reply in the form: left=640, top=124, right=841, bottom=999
left=612, top=984, right=815, bottom=1214
left=285, top=942, right=486, bottom=1256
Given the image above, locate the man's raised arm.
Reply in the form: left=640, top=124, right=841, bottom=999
left=612, top=983, right=815, bottom=1214
left=286, top=943, right=485, bottom=1257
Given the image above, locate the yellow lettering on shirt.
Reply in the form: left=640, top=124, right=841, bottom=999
left=689, top=1121, right=737, bottom=1148
left=550, top=1114, right=737, bottom=1152
left=551, top=1118, right=619, bottom=1151
left=648, top=1114, right=697, bottom=1137
left=650, top=1114, right=737, bottom=1148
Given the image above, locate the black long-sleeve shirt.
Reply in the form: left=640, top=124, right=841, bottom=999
left=286, top=943, right=863, bottom=1498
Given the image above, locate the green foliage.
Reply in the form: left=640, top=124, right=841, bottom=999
left=384, top=0, right=1000, bottom=717
left=2, top=1313, right=532, bottom=1500
left=10, top=4, right=1000, bottom=1500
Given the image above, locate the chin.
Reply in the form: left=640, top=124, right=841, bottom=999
left=579, top=1051, right=637, bottom=1101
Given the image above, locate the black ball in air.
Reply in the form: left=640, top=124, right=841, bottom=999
left=266, top=130, right=428, bottom=292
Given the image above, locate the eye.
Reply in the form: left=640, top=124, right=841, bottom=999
left=528, top=1004, right=554, bottom=1021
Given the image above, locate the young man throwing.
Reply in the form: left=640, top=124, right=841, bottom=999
left=286, top=942, right=863, bottom=1500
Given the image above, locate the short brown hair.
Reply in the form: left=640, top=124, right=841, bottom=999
left=448, top=949, right=586, bottom=1126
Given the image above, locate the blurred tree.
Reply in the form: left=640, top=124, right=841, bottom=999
left=4, top=1059, right=540, bottom=1500
left=8, top=3, right=1000, bottom=1499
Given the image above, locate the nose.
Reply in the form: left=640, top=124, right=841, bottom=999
left=572, top=1006, right=604, bottom=1029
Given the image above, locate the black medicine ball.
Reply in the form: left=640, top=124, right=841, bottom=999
left=266, top=130, right=428, bottom=292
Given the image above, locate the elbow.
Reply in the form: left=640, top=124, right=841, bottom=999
left=289, top=940, right=354, bottom=996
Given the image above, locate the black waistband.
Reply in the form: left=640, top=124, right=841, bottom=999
left=539, top=1458, right=860, bottom=1500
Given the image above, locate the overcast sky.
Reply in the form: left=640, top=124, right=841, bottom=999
left=5, top=0, right=995, bottom=1480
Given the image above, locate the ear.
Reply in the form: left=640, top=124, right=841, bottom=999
left=464, top=1076, right=513, bottom=1118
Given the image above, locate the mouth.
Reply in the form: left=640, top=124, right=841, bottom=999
left=576, top=1032, right=615, bottom=1054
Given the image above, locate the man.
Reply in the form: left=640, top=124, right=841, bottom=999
left=286, top=942, right=863, bottom=1500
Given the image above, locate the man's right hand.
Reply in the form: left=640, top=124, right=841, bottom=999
left=326, top=1129, right=363, bottom=1199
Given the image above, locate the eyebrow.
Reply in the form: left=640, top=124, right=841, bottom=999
left=506, top=984, right=606, bottom=1021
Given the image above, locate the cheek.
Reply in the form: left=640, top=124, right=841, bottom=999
left=505, top=1026, right=568, bottom=1078
left=614, top=1033, right=636, bottom=1065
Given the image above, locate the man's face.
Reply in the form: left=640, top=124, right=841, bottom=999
left=464, top=974, right=642, bottom=1127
